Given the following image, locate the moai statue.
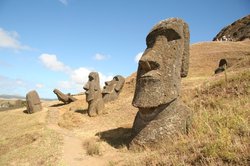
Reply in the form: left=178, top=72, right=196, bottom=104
left=129, top=18, right=192, bottom=150
left=53, top=89, right=77, bottom=104
left=214, top=59, right=227, bottom=74
left=26, top=90, right=42, bottom=114
left=102, top=75, right=125, bottom=103
left=83, top=72, right=105, bottom=117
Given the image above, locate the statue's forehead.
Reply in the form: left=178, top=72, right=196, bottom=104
left=146, top=18, right=185, bottom=44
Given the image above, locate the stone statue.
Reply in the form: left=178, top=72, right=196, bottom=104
left=214, top=59, right=227, bottom=74
left=53, top=89, right=77, bottom=104
left=129, top=18, right=192, bottom=150
left=83, top=72, right=104, bottom=117
left=26, top=90, right=42, bottom=114
left=102, top=75, right=125, bottom=103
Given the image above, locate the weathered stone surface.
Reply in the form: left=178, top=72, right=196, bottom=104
left=83, top=72, right=104, bottom=117
left=213, top=14, right=250, bottom=41
left=102, top=75, right=125, bottom=103
left=53, top=89, right=77, bottom=104
left=214, top=59, right=228, bottom=74
left=130, top=18, right=191, bottom=150
left=26, top=90, right=42, bottom=114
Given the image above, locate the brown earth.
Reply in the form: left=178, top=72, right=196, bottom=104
left=0, top=41, right=249, bottom=165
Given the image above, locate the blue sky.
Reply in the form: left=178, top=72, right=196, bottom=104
left=0, top=0, right=249, bottom=99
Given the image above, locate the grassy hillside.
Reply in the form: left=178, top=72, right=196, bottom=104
left=0, top=41, right=249, bottom=165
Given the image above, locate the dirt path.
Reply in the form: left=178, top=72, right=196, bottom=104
left=46, top=108, right=86, bottom=166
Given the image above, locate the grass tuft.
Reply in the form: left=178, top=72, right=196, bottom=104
left=83, top=138, right=102, bottom=156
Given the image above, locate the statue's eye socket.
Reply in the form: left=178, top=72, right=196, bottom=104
left=147, top=29, right=181, bottom=47
left=89, top=76, right=94, bottom=81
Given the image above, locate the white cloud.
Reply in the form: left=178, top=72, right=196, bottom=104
left=36, top=83, right=44, bottom=89
left=93, top=53, right=109, bottom=61
left=98, top=73, right=113, bottom=87
left=134, top=52, right=143, bottom=63
left=0, top=28, right=31, bottom=51
left=39, top=53, right=71, bottom=72
left=59, top=0, right=68, bottom=5
left=70, top=67, right=92, bottom=85
left=39, top=53, right=113, bottom=93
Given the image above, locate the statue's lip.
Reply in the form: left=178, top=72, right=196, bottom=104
left=139, top=71, right=160, bottom=80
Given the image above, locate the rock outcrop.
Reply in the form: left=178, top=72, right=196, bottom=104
left=213, top=15, right=250, bottom=41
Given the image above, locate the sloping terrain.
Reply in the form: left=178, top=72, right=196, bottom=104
left=213, top=14, right=250, bottom=41
left=0, top=41, right=249, bottom=165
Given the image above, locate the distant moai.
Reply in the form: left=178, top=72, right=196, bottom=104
left=102, top=75, right=125, bottom=103
left=53, top=89, right=77, bottom=104
left=26, top=90, right=42, bottom=114
left=214, top=59, right=228, bottom=74
left=130, top=18, right=192, bottom=150
left=83, top=72, right=105, bottom=117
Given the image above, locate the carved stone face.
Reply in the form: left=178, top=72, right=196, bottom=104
left=102, top=75, right=125, bottom=94
left=102, top=80, right=115, bottom=94
left=132, top=18, right=189, bottom=108
left=83, top=72, right=101, bottom=102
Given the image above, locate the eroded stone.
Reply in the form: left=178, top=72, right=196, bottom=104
left=130, top=18, right=192, bottom=150
left=102, top=75, right=125, bottom=103
left=53, top=89, right=77, bottom=104
left=83, top=72, right=104, bottom=117
left=26, top=90, right=42, bottom=114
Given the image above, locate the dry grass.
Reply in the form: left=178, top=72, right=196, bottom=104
left=83, top=138, right=102, bottom=156
left=126, top=70, right=250, bottom=165
left=58, top=110, right=85, bottom=129
left=0, top=109, right=63, bottom=166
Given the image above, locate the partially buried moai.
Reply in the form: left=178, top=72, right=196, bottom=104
left=130, top=18, right=192, bottom=150
left=102, top=75, right=125, bottom=103
left=26, top=90, right=42, bottom=114
left=83, top=72, right=104, bottom=117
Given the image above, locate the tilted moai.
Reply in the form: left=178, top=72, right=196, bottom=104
left=26, top=90, right=42, bottom=114
left=102, top=75, right=125, bottom=103
left=214, top=59, right=228, bottom=74
left=130, top=18, right=192, bottom=150
left=53, top=89, right=77, bottom=104
left=83, top=72, right=105, bottom=117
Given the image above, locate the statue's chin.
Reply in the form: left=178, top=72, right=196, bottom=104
left=86, top=96, right=94, bottom=102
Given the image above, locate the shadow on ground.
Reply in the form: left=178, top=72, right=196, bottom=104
left=50, top=103, right=65, bottom=107
left=96, top=127, right=132, bottom=149
left=74, top=109, right=88, bottom=114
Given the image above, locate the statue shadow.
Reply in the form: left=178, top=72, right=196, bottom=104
left=95, top=127, right=132, bottom=149
left=50, top=103, right=65, bottom=107
left=23, top=109, right=29, bottom=114
left=74, top=109, right=88, bottom=114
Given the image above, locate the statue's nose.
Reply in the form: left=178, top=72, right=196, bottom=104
left=139, top=58, right=160, bottom=73
left=139, top=59, right=151, bottom=72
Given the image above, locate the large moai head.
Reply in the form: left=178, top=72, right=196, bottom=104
left=132, top=18, right=190, bottom=108
left=102, top=75, right=125, bottom=102
left=83, top=72, right=104, bottom=116
left=26, top=90, right=42, bottom=114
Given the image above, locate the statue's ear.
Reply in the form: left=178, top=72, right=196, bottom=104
left=114, top=76, right=125, bottom=92
left=180, top=22, right=190, bottom=78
